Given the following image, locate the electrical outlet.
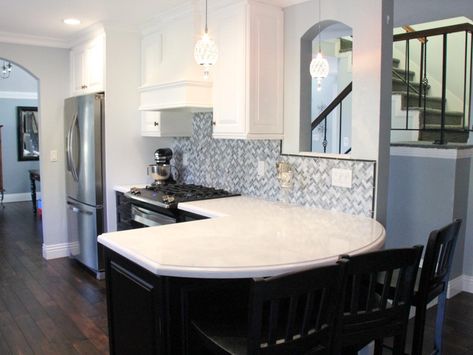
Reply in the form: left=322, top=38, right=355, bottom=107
left=331, top=168, right=352, bottom=188
left=182, top=153, right=188, bottom=167
left=257, top=161, right=266, bottom=177
left=50, top=150, right=58, bottom=162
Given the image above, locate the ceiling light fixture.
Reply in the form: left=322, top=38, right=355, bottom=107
left=64, top=18, right=81, bottom=26
left=310, top=0, right=329, bottom=91
left=1, top=61, right=12, bottom=79
left=194, top=0, right=218, bottom=80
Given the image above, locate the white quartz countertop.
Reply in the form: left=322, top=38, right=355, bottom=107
left=99, top=196, right=385, bottom=279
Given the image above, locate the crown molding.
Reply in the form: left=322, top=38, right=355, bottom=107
left=0, top=31, right=69, bottom=48
left=0, top=91, right=38, bottom=100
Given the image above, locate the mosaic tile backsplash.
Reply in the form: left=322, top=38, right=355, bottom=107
left=172, top=113, right=375, bottom=217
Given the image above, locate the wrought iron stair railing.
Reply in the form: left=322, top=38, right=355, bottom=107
left=311, top=82, right=352, bottom=154
left=392, top=23, right=473, bottom=144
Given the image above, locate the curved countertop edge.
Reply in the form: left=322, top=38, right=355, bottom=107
left=99, top=195, right=386, bottom=279
left=99, top=231, right=385, bottom=279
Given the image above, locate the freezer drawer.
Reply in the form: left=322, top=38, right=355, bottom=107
left=67, top=199, right=104, bottom=274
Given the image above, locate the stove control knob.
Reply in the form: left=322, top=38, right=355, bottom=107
left=162, top=194, right=175, bottom=203
left=130, top=188, right=141, bottom=195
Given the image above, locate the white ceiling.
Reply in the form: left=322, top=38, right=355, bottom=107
left=0, top=0, right=189, bottom=46
left=0, top=0, right=471, bottom=48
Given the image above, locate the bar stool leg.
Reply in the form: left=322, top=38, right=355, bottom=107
left=433, top=291, right=447, bottom=355
left=412, top=303, right=427, bottom=355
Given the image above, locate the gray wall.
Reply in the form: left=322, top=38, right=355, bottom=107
left=464, top=158, right=473, bottom=277
left=0, top=60, right=38, bottom=92
left=0, top=98, right=39, bottom=194
left=386, top=154, right=470, bottom=278
left=0, top=41, right=70, bottom=251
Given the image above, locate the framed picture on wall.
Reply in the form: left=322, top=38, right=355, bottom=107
left=17, top=106, right=39, bottom=161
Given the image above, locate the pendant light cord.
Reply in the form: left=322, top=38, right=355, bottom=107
left=205, top=0, right=208, bottom=34
left=318, top=0, right=321, bottom=53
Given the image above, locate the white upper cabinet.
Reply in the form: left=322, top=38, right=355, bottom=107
left=71, top=33, right=105, bottom=96
left=212, top=1, right=283, bottom=140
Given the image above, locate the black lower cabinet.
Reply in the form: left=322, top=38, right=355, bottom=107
left=105, top=248, right=166, bottom=355
left=104, top=247, right=249, bottom=355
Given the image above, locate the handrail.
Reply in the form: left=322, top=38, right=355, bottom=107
left=392, top=68, right=420, bottom=95
left=311, top=82, right=352, bottom=130
left=402, top=25, right=427, bottom=44
left=394, top=23, right=473, bottom=42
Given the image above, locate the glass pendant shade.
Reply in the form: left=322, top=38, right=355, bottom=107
left=194, top=32, right=218, bottom=79
left=310, top=52, right=329, bottom=91
left=310, top=52, right=329, bottom=79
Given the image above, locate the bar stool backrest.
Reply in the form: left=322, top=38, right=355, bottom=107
left=418, top=219, right=462, bottom=304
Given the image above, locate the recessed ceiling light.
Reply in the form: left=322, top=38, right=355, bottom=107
left=64, top=18, right=81, bottom=26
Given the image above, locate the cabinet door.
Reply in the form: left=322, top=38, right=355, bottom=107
left=106, top=252, right=165, bottom=355
left=248, top=3, right=284, bottom=137
left=141, top=111, right=192, bottom=137
left=141, top=111, right=162, bottom=136
left=85, top=35, right=105, bottom=93
left=71, top=47, right=86, bottom=95
left=212, top=3, right=247, bottom=138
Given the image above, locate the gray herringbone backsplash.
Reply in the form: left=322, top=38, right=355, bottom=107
left=172, top=113, right=375, bottom=217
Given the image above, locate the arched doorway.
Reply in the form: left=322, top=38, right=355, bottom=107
left=0, top=58, right=41, bottom=213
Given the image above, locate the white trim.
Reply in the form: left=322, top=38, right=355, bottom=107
left=2, top=192, right=41, bottom=203
left=391, top=146, right=473, bottom=159
left=42, top=242, right=70, bottom=260
left=447, top=275, right=464, bottom=299
left=0, top=31, right=69, bottom=48
left=462, top=275, right=473, bottom=293
left=0, top=91, right=38, bottom=100
left=138, top=80, right=212, bottom=92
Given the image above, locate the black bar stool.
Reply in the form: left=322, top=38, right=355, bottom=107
left=335, top=246, right=423, bottom=355
left=410, top=219, right=462, bottom=355
left=190, top=262, right=347, bottom=355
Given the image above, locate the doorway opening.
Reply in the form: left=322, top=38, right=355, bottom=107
left=0, top=58, right=41, bottom=220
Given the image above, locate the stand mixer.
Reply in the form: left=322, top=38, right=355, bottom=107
left=147, top=148, right=179, bottom=185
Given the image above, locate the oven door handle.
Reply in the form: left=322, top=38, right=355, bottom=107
left=131, top=205, right=176, bottom=227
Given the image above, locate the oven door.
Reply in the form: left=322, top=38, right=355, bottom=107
left=131, top=205, right=176, bottom=227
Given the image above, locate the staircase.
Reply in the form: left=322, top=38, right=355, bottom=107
left=392, top=59, right=470, bottom=144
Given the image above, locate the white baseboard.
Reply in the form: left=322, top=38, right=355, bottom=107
left=2, top=192, right=41, bottom=203
left=462, top=275, right=473, bottom=294
left=447, top=275, right=465, bottom=299
left=42, top=242, right=70, bottom=260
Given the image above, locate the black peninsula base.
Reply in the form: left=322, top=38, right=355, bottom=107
left=104, top=247, right=248, bottom=355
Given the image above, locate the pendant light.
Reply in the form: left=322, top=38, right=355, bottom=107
left=310, top=0, right=329, bottom=91
left=194, top=0, right=218, bottom=80
left=1, top=61, right=12, bottom=79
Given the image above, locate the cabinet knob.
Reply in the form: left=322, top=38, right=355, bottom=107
left=154, top=121, right=159, bottom=127
left=212, top=121, right=216, bottom=126
left=81, top=84, right=88, bottom=89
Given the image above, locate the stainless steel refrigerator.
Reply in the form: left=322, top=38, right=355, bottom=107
left=65, top=93, right=105, bottom=278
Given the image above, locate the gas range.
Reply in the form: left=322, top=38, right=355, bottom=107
left=125, top=183, right=239, bottom=209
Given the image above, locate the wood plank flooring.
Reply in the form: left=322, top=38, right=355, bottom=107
left=0, top=202, right=473, bottom=354
left=0, top=202, right=108, bottom=354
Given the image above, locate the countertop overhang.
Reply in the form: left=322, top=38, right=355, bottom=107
left=99, top=196, right=385, bottom=279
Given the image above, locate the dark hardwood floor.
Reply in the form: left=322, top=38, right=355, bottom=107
left=0, top=202, right=108, bottom=354
left=0, top=202, right=473, bottom=354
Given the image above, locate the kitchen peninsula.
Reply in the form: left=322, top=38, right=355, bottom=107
left=98, top=196, right=385, bottom=354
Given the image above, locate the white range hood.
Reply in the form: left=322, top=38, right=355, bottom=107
left=139, top=2, right=213, bottom=112
left=138, top=80, right=212, bottom=112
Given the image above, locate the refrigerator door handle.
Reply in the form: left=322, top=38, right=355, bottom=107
left=67, top=201, right=93, bottom=216
left=67, top=113, right=80, bottom=182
